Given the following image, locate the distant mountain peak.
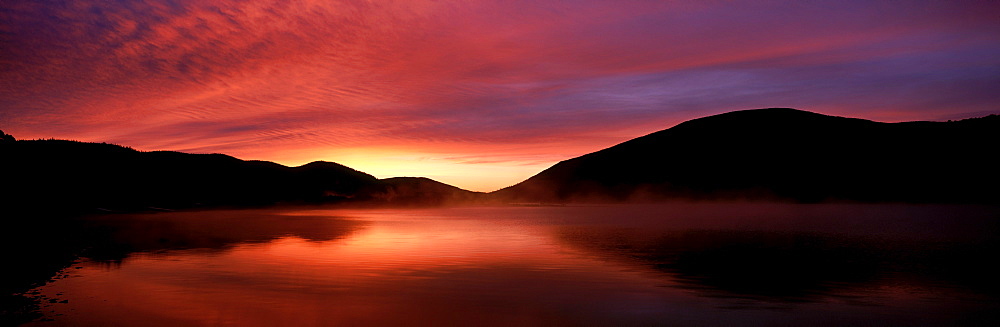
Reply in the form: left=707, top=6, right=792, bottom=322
left=2, top=139, right=476, bottom=213
left=492, top=108, right=998, bottom=204
left=671, top=108, right=870, bottom=129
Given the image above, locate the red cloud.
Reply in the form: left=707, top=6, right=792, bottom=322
left=3, top=0, right=999, bottom=191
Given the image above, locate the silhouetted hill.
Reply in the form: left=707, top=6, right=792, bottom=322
left=492, top=108, right=999, bottom=203
left=0, top=130, right=14, bottom=142
left=379, top=177, right=485, bottom=206
left=0, top=139, right=478, bottom=214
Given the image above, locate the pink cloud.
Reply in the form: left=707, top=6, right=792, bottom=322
left=2, top=0, right=999, bottom=191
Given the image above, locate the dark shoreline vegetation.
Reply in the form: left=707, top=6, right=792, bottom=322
left=2, top=108, right=999, bottom=325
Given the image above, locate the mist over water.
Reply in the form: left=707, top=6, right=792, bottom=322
left=13, top=204, right=1000, bottom=326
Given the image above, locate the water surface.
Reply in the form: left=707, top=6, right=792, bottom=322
left=15, top=204, right=1000, bottom=326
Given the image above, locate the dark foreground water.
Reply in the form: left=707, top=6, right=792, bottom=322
left=6, top=204, right=1000, bottom=326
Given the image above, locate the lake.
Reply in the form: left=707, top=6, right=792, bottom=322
left=10, top=204, right=1000, bottom=326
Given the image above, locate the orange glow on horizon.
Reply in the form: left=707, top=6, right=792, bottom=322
left=3, top=0, right=999, bottom=191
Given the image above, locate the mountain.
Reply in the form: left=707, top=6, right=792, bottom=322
left=378, top=177, right=485, bottom=205
left=492, top=108, right=999, bottom=203
left=5, top=108, right=997, bottom=211
left=0, top=138, right=477, bottom=214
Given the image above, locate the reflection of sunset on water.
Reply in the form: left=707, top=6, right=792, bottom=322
left=4, top=0, right=999, bottom=325
left=27, top=205, right=1000, bottom=326
left=37, top=217, right=688, bottom=326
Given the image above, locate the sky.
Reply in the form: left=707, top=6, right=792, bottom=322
left=2, top=0, right=999, bottom=192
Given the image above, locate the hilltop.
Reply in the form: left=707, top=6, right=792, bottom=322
left=0, top=137, right=479, bottom=215
left=491, top=108, right=999, bottom=203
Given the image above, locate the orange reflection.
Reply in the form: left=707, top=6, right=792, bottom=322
left=26, top=205, right=1000, bottom=326
left=34, top=209, right=691, bottom=326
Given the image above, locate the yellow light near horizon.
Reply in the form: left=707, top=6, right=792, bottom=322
left=341, top=156, right=547, bottom=193
left=268, top=147, right=549, bottom=192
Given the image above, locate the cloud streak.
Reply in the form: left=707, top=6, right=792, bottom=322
left=3, top=0, right=999, bottom=191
